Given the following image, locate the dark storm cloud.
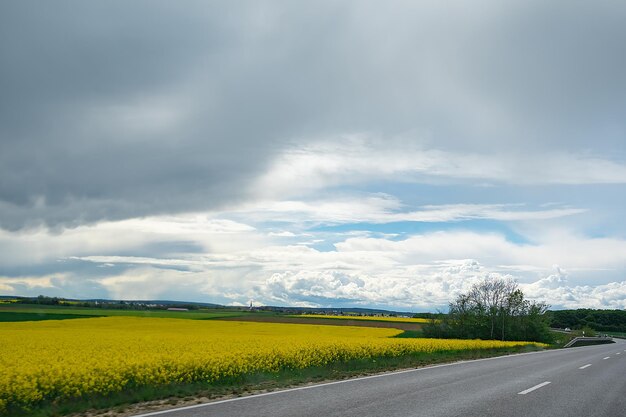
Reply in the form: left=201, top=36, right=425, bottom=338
left=1, top=0, right=625, bottom=230
left=0, top=0, right=290, bottom=229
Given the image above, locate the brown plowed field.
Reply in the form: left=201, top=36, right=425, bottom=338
left=218, top=315, right=423, bottom=331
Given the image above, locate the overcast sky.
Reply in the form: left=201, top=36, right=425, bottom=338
left=2, top=1, right=626, bottom=311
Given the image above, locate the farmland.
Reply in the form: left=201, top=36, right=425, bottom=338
left=219, top=314, right=425, bottom=331
left=0, top=304, right=242, bottom=321
left=291, top=314, right=431, bottom=323
left=0, top=316, right=546, bottom=416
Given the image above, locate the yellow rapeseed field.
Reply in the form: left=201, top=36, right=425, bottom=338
left=293, top=314, right=432, bottom=323
left=0, top=317, right=544, bottom=413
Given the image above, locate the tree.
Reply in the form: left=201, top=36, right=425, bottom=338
left=466, top=277, right=517, bottom=339
left=423, top=277, right=553, bottom=343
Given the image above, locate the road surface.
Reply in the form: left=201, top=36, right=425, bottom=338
left=134, top=339, right=625, bottom=417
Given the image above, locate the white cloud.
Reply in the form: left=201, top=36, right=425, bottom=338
left=335, top=231, right=626, bottom=279
left=243, top=231, right=626, bottom=309
left=67, top=229, right=626, bottom=309
left=268, top=231, right=298, bottom=237
left=0, top=274, right=65, bottom=289
left=253, top=259, right=518, bottom=309
left=255, top=137, right=626, bottom=198
left=98, top=268, right=205, bottom=301
left=70, top=255, right=205, bottom=270
left=0, top=274, right=71, bottom=295
left=522, top=266, right=626, bottom=309
left=1, top=198, right=624, bottom=310
left=229, top=194, right=585, bottom=226
left=0, top=215, right=261, bottom=267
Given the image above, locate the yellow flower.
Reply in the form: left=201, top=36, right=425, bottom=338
left=0, top=317, right=544, bottom=414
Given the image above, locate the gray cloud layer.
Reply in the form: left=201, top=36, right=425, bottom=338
left=1, top=1, right=626, bottom=230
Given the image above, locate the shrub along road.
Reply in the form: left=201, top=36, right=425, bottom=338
left=132, top=339, right=625, bottom=417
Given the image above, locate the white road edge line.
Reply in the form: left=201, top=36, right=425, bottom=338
left=603, top=357, right=610, bottom=360
left=579, top=364, right=592, bottom=369
left=518, top=381, right=551, bottom=395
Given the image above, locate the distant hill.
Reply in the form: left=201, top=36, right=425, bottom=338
left=548, top=309, right=626, bottom=333
left=252, top=305, right=416, bottom=316
left=1, top=295, right=223, bottom=309
left=1, top=295, right=415, bottom=316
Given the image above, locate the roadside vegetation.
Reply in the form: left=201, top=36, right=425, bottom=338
left=422, top=278, right=553, bottom=344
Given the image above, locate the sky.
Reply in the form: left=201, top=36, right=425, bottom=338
left=1, top=1, right=626, bottom=311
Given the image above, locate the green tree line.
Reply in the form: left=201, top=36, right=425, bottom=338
left=423, top=278, right=553, bottom=343
left=548, top=309, right=626, bottom=333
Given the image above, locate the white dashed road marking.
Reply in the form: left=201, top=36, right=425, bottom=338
left=518, top=381, right=551, bottom=395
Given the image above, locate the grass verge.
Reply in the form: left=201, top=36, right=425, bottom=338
left=13, top=345, right=544, bottom=417
left=548, top=330, right=575, bottom=348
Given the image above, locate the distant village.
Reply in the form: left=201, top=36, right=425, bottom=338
left=2, top=295, right=422, bottom=318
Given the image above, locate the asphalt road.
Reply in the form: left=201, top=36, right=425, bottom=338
left=135, top=339, right=626, bottom=417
